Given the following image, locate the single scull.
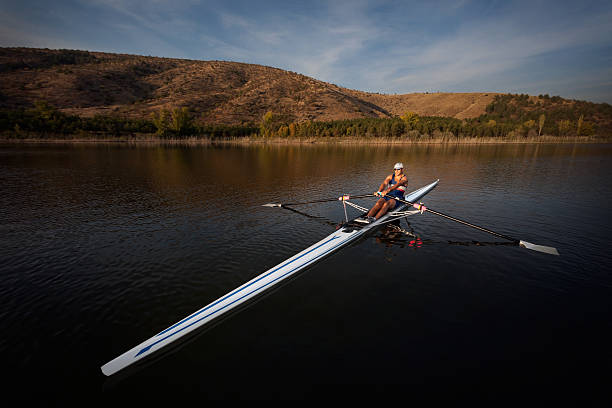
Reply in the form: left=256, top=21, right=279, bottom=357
left=101, top=179, right=440, bottom=376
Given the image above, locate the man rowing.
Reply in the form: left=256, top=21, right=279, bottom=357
left=357, top=162, right=407, bottom=223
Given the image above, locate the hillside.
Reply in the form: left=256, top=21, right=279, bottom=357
left=345, top=90, right=498, bottom=119
left=1, top=47, right=500, bottom=125
left=2, top=47, right=611, bottom=140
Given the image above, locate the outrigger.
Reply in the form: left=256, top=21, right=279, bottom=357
left=101, top=178, right=558, bottom=376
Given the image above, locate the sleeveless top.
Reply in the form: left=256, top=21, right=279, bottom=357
left=387, top=173, right=407, bottom=199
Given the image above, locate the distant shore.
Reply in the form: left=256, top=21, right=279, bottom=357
left=1, top=135, right=610, bottom=145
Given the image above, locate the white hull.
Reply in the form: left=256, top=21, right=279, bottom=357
left=101, top=179, right=439, bottom=376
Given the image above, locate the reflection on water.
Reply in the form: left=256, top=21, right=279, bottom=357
left=373, top=222, right=519, bottom=254
left=1, top=142, right=611, bottom=402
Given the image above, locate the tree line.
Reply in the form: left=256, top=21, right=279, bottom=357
left=481, top=93, right=610, bottom=137
left=259, top=93, right=610, bottom=139
left=0, top=101, right=258, bottom=139
left=1, top=94, right=610, bottom=140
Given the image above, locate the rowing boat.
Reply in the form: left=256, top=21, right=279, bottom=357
left=101, top=179, right=439, bottom=376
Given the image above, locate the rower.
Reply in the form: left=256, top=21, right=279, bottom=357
left=357, top=162, right=408, bottom=223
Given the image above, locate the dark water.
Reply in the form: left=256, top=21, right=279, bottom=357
left=1, top=143, right=611, bottom=404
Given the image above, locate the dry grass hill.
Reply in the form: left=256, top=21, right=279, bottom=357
left=1, top=47, right=502, bottom=125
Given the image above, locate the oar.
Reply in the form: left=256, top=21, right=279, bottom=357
left=262, top=194, right=373, bottom=208
left=275, top=205, right=337, bottom=226
left=389, top=195, right=559, bottom=256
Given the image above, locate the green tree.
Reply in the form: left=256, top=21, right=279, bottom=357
left=33, top=100, right=57, bottom=120
left=260, top=111, right=292, bottom=137
left=170, top=107, right=193, bottom=135
left=151, top=109, right=170, bottom=136
left=524, top=119, right=536, bottom=129
left=400, top=112, right=419, bottom=129
left=278, top=125, right=289, bottom=138
left=577, top=114, right=584, bottom=135
left=390, top=120, right=404, bottom=138
left=260, top=111, right=275, bottom=137
left=580, top=121, right=595, bottom=136
left=558, top=120, right=572, bottom=136
left=538, top=114, right=545, bottom=136
left=14, top=123, right=22, bottom=137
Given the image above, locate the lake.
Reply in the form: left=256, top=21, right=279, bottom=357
left=1, top=142, right=611, bottom=404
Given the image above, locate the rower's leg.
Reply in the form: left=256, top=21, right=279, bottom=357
left=375, top=199, right=396, bottom=219
left=367, top=198, right=385, bottom=217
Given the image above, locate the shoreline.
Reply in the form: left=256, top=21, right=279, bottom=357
left=1, top=135, right=610, bottom=145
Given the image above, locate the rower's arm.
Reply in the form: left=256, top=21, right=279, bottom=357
left=376, top=175, right=392, bottom=193
left=383, top=175, right=407, bottom=193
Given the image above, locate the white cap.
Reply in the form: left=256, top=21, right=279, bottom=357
left=394, top=162, right=404, bottom=170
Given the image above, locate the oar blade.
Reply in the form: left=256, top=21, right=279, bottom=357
left=262, top=203, right=282, bottom=208
left=519, top=240, right=560, bottom=256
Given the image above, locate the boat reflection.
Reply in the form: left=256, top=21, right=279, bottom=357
left=373, top=222, right=517, bottom=249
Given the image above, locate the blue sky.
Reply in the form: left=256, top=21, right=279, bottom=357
left=2, top=0, right=611, bottom=103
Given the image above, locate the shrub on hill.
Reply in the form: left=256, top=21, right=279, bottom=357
left=0, top=48, right=98, bottom=72
left=0, top=102, right=256, bottom=138
left=481, top=93, right=610, bottom=136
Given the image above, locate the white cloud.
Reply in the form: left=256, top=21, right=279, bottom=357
left=209, top=3, right=382, bottom=82
left=1, top=0, right=610, bottom=101
left=219, top=12, right=287, bottom=46
left=375, top=7, right=612, bottom=93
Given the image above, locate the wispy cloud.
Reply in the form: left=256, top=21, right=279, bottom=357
left=207, top=2, right=382, bottom=83
left=374, top=5, right=612, bottom=94
left=0, top=0, right=611, bottom=102
left=219, top=12, right=287, bottom=46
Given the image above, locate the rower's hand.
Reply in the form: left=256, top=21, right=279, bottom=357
left=375, top=191, right=383, bottom=197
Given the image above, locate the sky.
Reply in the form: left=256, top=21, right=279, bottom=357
left=1, top=0, right=611, bottom=103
